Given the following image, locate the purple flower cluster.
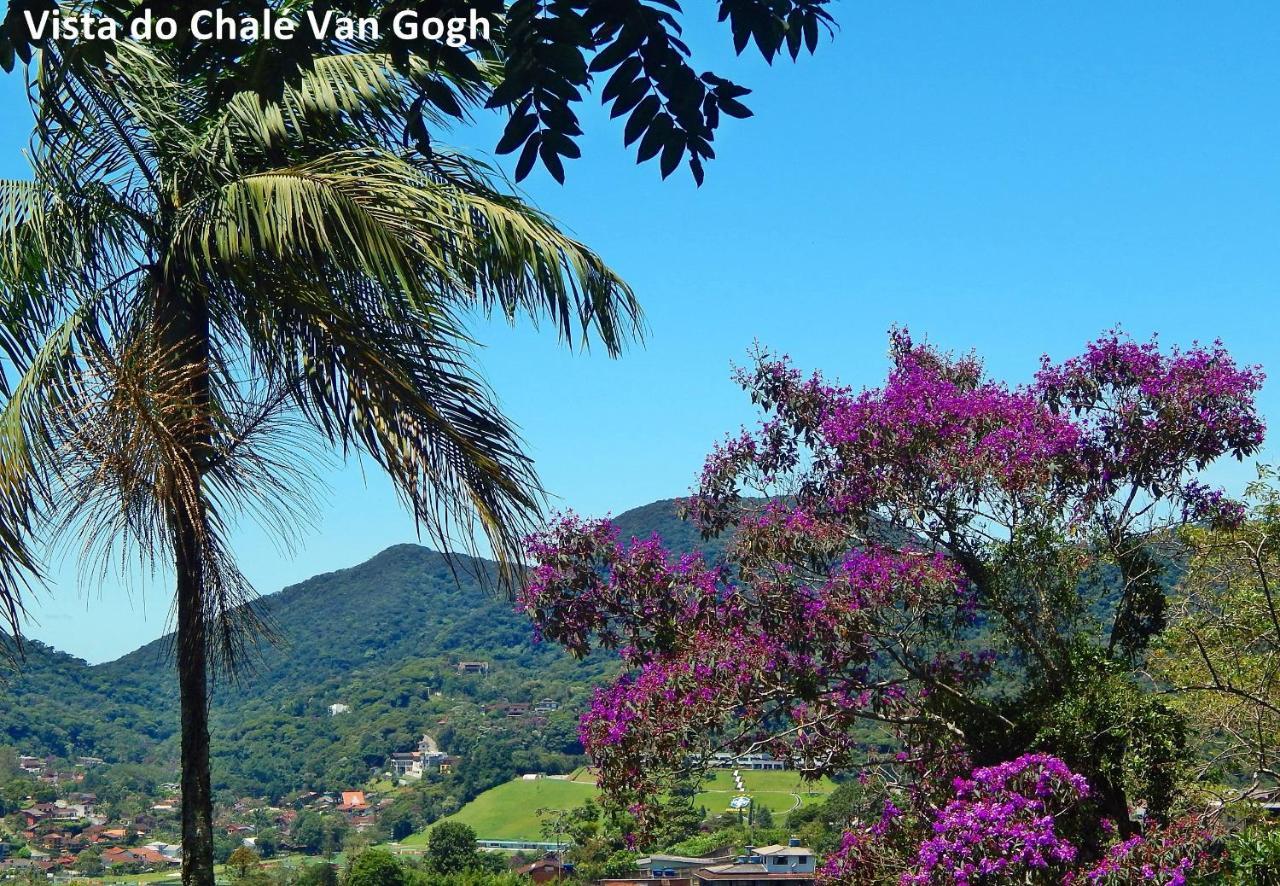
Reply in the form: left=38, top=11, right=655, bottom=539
left=819, top=342, right=1082, bottom=503
left=521, top=511, right=976, bottom=826
left=1068, top=815, right=1222, bottom=886
left=690, top=330, right=1261, bottom=541
left=1179, top=480, right=1248, bottom=529
left=817, top=801, right=909, bottom=886
left=1036, top=330, right=1264, bottom=513
left=818, top=759, right=1222, bottom=885
left=902, top=754, right=1090, bottom=885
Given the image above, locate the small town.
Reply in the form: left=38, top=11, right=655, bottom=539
left=1, top=741, right=828, bottom=886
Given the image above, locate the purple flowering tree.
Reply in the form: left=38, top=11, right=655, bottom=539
left=899, top=754, right=1090, bottom=884
left=817, top=754, right=1221, bottom=885
left=520, top=330, right=1265, bottom=843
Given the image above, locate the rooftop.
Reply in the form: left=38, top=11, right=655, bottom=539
left=752, top=846, right=813, bottom=856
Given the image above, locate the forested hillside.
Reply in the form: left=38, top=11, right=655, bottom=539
left=0, top=498, right=715, bottom=799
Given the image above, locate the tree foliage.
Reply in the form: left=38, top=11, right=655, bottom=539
left=425, top=820, right=481, bottom=875
left=0, top=0, right=835, bottom=184
left=227, top=845, right=263, bottom=880
left=523, top=329, right=1265, bottom=852
left=1154, top=466, right=1280, bottom=803
left=346, top=848, right=407, bottom=886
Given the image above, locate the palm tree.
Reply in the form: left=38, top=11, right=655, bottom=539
left=0, top=38, right=638, bottom=886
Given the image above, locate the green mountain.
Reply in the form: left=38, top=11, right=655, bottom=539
left=0, top=498, right=711, bottom=800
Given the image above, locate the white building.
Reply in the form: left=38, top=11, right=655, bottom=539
left=388, top=735, right=448, bottom=779
left=750, top=841, right=816, bottom=874
left=709, top=751, right=788, bottom=771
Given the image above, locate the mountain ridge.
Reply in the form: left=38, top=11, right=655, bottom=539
left=0, top=498, right=713, bottom=797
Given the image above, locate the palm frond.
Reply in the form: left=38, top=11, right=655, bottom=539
left=174, top=148, right=640, bottom=354
left=426, top=149, right=642, bottom=354
left=0, top=299, right=103, bottom=659
left=183, top=53, right=496, bottom=179
left=221, top=266, right=541, bottom=587
left=2, top=39, right=640, bottom=666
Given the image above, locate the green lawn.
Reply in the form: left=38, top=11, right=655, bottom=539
left=97, top=872, right=184, bottom=885
left=404, top=769, right=836, bottom=844
left=94, top=853, right=332, bottom=884
left=695, top=769, right=835, bottom=815
left=401, top=777, right=600, bottom=844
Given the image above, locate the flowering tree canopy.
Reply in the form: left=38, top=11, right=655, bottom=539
left=816, top=754, right=1220, bottom=885
left=521, top=330, right=1265, bottom=840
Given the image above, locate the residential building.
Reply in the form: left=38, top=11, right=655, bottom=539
left=614, top=840, right=818, bottom=886
left=750, top=841, right=816, bottom=874
left=456, top=661, right=489, bottom=674
left=517, top=857, right=570, bottom=883
left=338, top=791, right=367, bottom=811
left=688, top=840, right=816, bottom=886
left=388, top=735, right=448, bottom=779
left=143, top=842, right=183, bottom=860
left=389, top=752, right=420, bottom=778
left=20, top=808, right=47, bottom=828
left=694, top=862, right=814, bottom=886
left=636, top=855, right=734, bottom=874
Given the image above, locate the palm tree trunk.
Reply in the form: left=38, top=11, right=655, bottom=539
left=158, top=271, right=217, bottom=886
left=177, top=520, right=215, bottom=886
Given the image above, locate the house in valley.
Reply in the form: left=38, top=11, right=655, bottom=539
left=615, top=841, right=817, bottom=886
left=517, top=857, right=570, bottom=883
left=338, top=791, right=367, bottom=812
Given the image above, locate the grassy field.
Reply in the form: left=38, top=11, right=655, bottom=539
left=97, top=872, right=183, bottom=885
left=400, top=777, right=600, bottom=845
left=405, top=770, right=836, bottom=843
left=95, top=854, right=337, bottom=885
left=695, top=769, right=835, bottom=815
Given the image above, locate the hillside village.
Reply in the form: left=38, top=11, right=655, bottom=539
left=0, top=529, right=843, bottom=886
left=3, top=659, right=514, bottom=867
left=1, top=724, right=830, bottom=886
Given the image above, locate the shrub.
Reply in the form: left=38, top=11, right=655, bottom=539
left=1224, top=827, right=1280, bottom=885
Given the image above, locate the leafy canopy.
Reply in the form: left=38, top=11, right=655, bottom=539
left=522, top=329, right=1265, bottom=842
left=1153, top=466, right=1280, bottom=804
left=0, top=31, right=640, bottom=662
left=0, top=0, right=836, bottom=184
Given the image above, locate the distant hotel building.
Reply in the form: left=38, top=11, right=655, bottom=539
left=708, top=752, right=787, bottom=771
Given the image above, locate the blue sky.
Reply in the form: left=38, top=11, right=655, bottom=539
left=4, top=2, right=1278, bottom=662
